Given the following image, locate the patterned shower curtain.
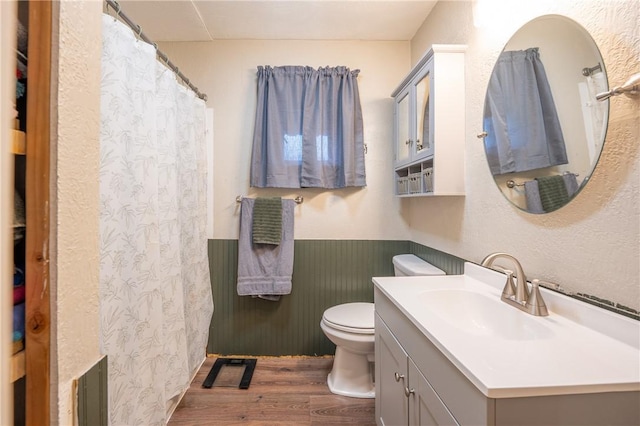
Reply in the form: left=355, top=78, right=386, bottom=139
left=99, top=15, right=213, bottom=425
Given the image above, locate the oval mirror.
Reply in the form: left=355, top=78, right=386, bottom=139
left=482, top=15, right=609, bottom=214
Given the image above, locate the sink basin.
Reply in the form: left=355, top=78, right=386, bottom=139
left=418, top=289, right=553, bottom=340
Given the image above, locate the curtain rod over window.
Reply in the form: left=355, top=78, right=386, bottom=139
left=104, top=0, right=208, bottom=101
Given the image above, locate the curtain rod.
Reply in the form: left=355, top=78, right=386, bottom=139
left=104, top=0, right=208, bottom=101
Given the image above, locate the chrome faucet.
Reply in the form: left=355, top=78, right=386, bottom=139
left=481, top=252, right=548, bottom=316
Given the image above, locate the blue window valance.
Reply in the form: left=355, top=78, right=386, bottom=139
left=484, top=48, right=568, bottom=175
left=250, top=66, right=366, bottom=188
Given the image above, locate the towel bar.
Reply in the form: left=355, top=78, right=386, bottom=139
left=236, top=195, right=304, bottom=204
left=506, top=172, right=579, bottom=189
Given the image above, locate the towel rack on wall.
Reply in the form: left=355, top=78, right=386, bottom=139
left=506, top=172, right=579, bottom=188
left=236, top=195, right=304, bottom=204
left=582, top=63, right=602, bottom=76
left=596, top=72, right=640, bottom=101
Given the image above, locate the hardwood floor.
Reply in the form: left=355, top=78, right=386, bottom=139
left=168, top=356, right=376, bottom=425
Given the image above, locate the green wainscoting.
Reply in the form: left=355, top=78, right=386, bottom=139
left=409, top=241, right=467, bottom=275
left=77, top=355, right=108, bottom=426
left=207, top=239, right=466, bottom=356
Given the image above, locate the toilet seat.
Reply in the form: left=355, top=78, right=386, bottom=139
left=322, top=302, right=374, bottom=335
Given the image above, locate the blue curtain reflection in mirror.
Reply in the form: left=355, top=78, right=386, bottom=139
left=484, top=47, right=568, bottom=175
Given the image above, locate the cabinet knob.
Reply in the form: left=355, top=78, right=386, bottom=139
left=477, top=131, right=488, bottom=139
left=404, top=387, right=415, bottom=397
left=394, top=372, right=405, bottom=382
left=405, top=139, right=411, bottom=146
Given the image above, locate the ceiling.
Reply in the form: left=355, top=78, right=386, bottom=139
left=116, top=0, right=438, bottom=42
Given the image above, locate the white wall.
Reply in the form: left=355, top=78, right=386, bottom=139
left=159, top=40, right=413, bottom=240
left=408, top=0, right=640, bottom=310
left=53, top=1, right=103, bottom=423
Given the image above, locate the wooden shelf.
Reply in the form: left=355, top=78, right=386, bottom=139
left=11, top=349, right=26, bottom=383
left=12, top=129, right=26, bottom=155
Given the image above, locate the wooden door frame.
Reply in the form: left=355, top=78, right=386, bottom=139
left=25, top=0, right=51, bottom=424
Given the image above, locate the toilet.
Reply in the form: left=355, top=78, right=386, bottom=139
left=320, top=254, right=445, bottom=398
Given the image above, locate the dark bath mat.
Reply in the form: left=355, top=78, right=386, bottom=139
left=202, top=358, right=257, bottom=389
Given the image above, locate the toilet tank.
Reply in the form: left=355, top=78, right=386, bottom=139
left=392, top=254, right=445, bottom=276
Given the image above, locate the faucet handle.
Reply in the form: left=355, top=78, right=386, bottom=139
left=501, top=269, right=516, bottom=299
left=525, top=279, right=549, bottom=316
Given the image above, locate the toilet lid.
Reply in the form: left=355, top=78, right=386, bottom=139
left=393, top=254, right=446, bottom=276
left=323, top=302, right=374, bottom=334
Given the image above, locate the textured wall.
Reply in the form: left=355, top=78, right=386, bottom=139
left=159, top=40, right=413, bottom=241
left=408, top=0, right=640, bottom=310
left=53, top=1, right=103, bottom=423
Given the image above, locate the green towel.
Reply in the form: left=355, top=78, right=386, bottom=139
left=536, top=175, right=569, bottom=212
left=252, top=197, right=283, bottom=245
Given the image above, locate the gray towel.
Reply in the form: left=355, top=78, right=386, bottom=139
left=237, top=198, right=294, bottom=301
left=563, top=173, right=579, bottom=197
left=524, top=180, right=544, bottom=214
left=252, top=197, right=282, bottom=245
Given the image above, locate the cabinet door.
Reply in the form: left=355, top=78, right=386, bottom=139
left=376, top=315, right=409, bottom=426
left=395, top=87, right=411, bottom=167
left=408, top=358, right=458, bottom=426
left=413, top=60, right=434, bottom=160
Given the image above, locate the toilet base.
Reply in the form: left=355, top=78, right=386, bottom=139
left=327, top=346, right=375, bottom=399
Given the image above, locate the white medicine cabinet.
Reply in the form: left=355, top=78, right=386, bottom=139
left=392, top=44, right=466, bottom=196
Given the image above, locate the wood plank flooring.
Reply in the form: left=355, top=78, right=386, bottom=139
left=168, top=356, right=376, bottom=425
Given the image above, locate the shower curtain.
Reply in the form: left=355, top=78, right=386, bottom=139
left=578, top=72, right=608, bottom=164
left=99, top=15, right=213, bottom=425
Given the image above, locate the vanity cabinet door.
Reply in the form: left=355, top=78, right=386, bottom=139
left=412, top=61, right=434, bottom=161
left=408, top=358, right=459, bottom=426
left=375, top=314, right=409, bottom=426
left=394, top=87, right=411, bottom=167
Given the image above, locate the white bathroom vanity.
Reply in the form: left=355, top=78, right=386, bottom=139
left=373, top=263, right=640, bottom=425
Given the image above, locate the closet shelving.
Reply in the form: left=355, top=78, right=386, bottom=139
left=11, top=129, right=26, bottom=154
left=11, top=144, right=26, bottom=383
left=11, top=1, right=28, bottom=388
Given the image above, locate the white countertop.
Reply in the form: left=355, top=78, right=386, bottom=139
left=373, top=262, right=640, bottom=399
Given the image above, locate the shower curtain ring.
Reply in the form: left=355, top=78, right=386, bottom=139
left=136, top=24, right=143, bottom=37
